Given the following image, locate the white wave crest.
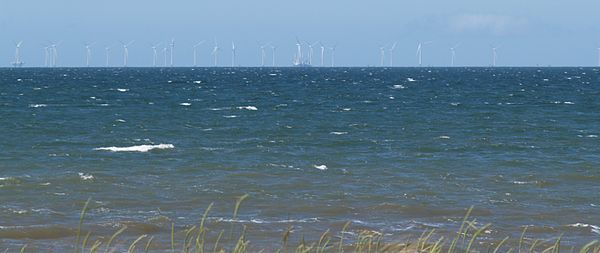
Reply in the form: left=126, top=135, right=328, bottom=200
left=29, top=104, right=47, bottom=108
left=314, top=165, right=328, bottom=171
left=94, top=144, right=174, bottom=152
left=78, top=173, right=94, bottom=181
left=238, top=106, right=258, bottom=111
left=568, top=223, right=600, bottom=235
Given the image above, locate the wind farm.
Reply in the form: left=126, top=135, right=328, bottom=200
left=4, top=37, right=600, bottom=67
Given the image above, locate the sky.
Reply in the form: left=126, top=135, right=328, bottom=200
left=1, top=0, right=600, bottom=67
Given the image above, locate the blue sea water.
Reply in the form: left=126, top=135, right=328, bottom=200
left=1, top=67, right=600, bottom=251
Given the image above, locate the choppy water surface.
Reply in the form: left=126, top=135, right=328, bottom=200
left=1, top=67, right=600, bottom=251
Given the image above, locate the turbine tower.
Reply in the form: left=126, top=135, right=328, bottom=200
left=379, top=45, right=386, bottom=67
left=50, top=41, right=61, bottom=67
left=294, top=37, right=303, bottom=65
left=44, top=46, right=50, bottom=67
left=151, top=43, right=161, bottom=67
left=259, top=43, right=268, bottom=67
left=329, top=44, right=337, bottom=67
left=450, top=43, right=460, bottom=67
left=211, top=39, right=220, bottom=67
left=319, top=43, right=326, bottom=67
left=416, top=41, right=432, bottom=67
left=192, top=41, right=205, bottom=67
left=389, top=42, right=398, bottom=67
left=84, top=42, right=95, bottom=67
left=491, top=45, right=500, bottom=67
left=104, top=46, right=111, bottom=67
left=307, top=41, right=319, bottom=65
left=169, top=38, right=175, bottom=67
left=270, top=45, right=277, bottom=67
left=12, top=41, right=24, bottom=67
left=162, top=46, right=168, bottom=67
left=231, top=41, right=236, bottom=67
left=120, top=40, right=134, bottom=67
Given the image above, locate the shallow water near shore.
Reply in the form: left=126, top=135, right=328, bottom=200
left=1, top=67, right=600, bottom=250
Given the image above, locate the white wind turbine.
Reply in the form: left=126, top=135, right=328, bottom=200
left=44, top=46, right=50, bottom=67
left=211, top=39, right=220, bottom=67
left=294, top=37, right=303, bottom=65
left=120, top=40, right=134, bottom=67
left=84, top=42, right=95, bottom=67
left=12, top=41, right=24, bottom=67
left=104, top=46, right=111, bottom=67
left=491, top=45, right=501, bottom=67
left=162, top=46, right=168, bottom=67
left=231, top=41, right=236, bottom=67
left=259, top=42, right=269, bottom=67
left=192, top=41, right=205, bottom=67
left=151, top=42, right=161, bottom=67
left=416, top=41, right=432, bottom=67
left=329, top=44, right=337, bottom=67
left=307, top=41, right=319, bottom=65
left=597, top=47, right=600, bottom=67
left=169, top=38, right=175, bottom=67
left=270, top=45, right=277, bottom=67
left=379, top=45, right=386, bottom=67
left=50, top=41, right=61, bottom=67
left=389, top=42, right=398, bottom=67
left=450, top=43, right=461, bottom=67
left=319, top=42, right=326, bottom=67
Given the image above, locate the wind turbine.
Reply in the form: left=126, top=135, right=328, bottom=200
left=270, top=45, right=277, bottom=67
left=192, top=41, right=205, bottom=67
left=211, top=39, right=220, bottom=67
left=389, top=42, right=398, bottom=67
left=319, top=42, right=326, bottom=67
left=84, top=42, right=95, bottom=67
left=491, top=45, right=501, bottom=67
left=307, top=41, right=319, bottom=65
left=450, top=43, right=461, bottom=67
left=162, top=46, right=168, bottom=67
left=50, top=41, right=61, bottom=67
left=151, top=42, right=161, bottom=67
left=294, top=37, right=303, bottom=65
left=259, top=42, right=268, bottom=67
left=597, top=47, right=600, bottom=67
left=169, top=38, right=175, bottom=67
left=379, top=45, right=386, bottom=67
left=104, top=46, right=111, bottom=67
left=416, top=41, right=432, bottom=67
left=120, top=40, right=134, bottom=67
left=329, top=44, right=337, bottom=67
left=44, top=46, right=50, bottom=67
left=231, top=41, right=236, bottom=67
left=11, top=41, right=24, bottom=67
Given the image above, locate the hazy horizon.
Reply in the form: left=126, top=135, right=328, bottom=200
left=2, top=0, right=600, bottom=67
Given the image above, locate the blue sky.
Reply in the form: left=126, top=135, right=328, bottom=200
left=1, top=0, right=599, bottom=67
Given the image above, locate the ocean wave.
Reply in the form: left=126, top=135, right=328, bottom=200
left=314, top=164, right=328, bottom=171
left=238, top=106, right=258, bottom=111
left=330, top=132, right=348, bottom=135
left=214, top=217, right=319, bottom=224
left=78, top=172, right=94, bottom=181
left=180, top=102, right=191, bottom=106
left=568, top=223, right=600, bottom=235
left=28, top=104, right=47, bottom=108
left=94, top=144, right=174, bottom=152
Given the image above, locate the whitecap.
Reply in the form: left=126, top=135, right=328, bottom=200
left=330, top=132, right=348, bottom=135
left=94, top=144, right=174, bottom=152
left=314, top=165, right=328, bottom=171
left=407, top=78, right=416, bottom=82
left=29, top=104, right=47, bottom=108
left=180, top=103, right=192, bottom=106
left=193, top=80, right=202, bottom=84
left=237, top=106, right=258, bottom=111
left=438, top=136, right=451, bottom=139
left=115, top=119, right=126, bottom=123
left=563, top=101, right=575, bottom=105
left=78, top=173, right=94, bottom=181
left=392, top=84, right=406, bottom=89
left=587, top=135, right=598, bottom=138
left=342, top=108, right=352, bottom=111
left=568, top=223, right=600, bottom=235
left=116, top=88, right=129, bottom=92
left=223, top=115, right=238, bottom=118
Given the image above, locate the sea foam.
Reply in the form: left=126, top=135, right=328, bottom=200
left=94, top=144, right=174, bottom=152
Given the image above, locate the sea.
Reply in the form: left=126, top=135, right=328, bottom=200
left=1, top=67, right=600, bottom=251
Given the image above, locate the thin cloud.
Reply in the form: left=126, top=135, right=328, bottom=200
left=449, top=14, right=529, bottom=36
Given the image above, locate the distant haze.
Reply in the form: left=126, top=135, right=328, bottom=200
left=1, top=0, right=600, bottom=67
